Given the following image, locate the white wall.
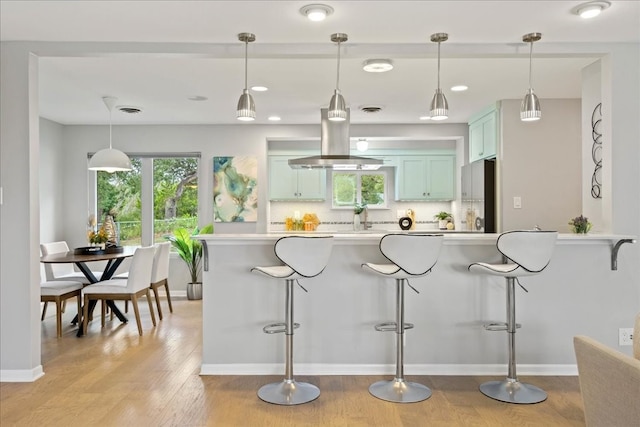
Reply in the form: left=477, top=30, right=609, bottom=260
left=500, top=99, right=582, bottom=232
left=39, top=118, right=66, bottom=244
left=581, top=61, right=605, bottom=230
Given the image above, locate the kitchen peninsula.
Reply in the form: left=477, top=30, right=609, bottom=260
left=198, top=232, right=635, bottom=376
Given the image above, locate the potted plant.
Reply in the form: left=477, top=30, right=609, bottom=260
left=434, top=211, right=452, bottom=230
left=165, top=224, right=214, bottom=300
left=353, top=203, right=366, bottom=230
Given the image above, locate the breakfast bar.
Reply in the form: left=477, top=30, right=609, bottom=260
left=198, top=232, right=636, bottom=376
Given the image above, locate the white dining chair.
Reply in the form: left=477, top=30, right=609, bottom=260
left=41, top=241, right=104, bottom=283
left=40, top=280, right=83, bottom=338
left=82, top=246, right=156, bottom=336
left=149, top=242, right=173, bottom=320
left=115, top=242, right=172, bottom=320
left=40, top=240, right=104, bottom=318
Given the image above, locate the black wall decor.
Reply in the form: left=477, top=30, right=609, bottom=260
left=590, top=103, right=602, bottom=199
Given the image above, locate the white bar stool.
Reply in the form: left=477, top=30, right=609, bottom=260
left=468, top=230, right=557, bottom=404
left=362, top=233, right=444, bottom=403
left=251, top=236, right=334, bottom=405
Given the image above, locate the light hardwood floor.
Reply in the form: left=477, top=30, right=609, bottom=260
left=1, top=299, right=586, bottom=426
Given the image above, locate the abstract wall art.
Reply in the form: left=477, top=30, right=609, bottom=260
left=213, top=156, right=258, bottom=222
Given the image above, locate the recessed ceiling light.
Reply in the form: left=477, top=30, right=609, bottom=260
left=419, top=116, right=432, bottom=121
left=574, top=1, right=611, bottom=19
left=251, top=86, right=268, bottom=92
left=188, top=95, right=208, bottom=101
left=299, top=4, right=334, bottom=22
left=362, top=59, right=394, bottom=73
left=450, top=85, right=468, bottom=92
left=268, top=116, right=281, bottom=121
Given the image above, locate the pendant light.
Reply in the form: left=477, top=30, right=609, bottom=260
left=328, top=33, right=348, bottom=121
left=430, top=33, right=449, bottom=121
left=520, top=32, right=542, bottom=122
left=236, top=32, right=256, bottom=121
left=88, top=96, right=132, bottom=173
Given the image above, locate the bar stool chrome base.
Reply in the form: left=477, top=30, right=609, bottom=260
left=369, top=378, right=432, bottom=403
left=258, top=379, right=320, bottom=405
left=479, top=379, right=547, bottom=404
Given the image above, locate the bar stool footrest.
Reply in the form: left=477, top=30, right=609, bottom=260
left=374, top=322, right=414, bottom=332
left=483, top=322, right=521, bottom=331
left=263, top=322, right=300, bottom=334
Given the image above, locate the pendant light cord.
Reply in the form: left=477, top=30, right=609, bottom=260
left=437, top=41, right=441, bottom=90
left=108, top=105, right=113, bottom=149
left=335, top=40, right=341, bottom=91
left=528, top=41, right=533, bottom=89
left=244, top=40, right=249, bottom=91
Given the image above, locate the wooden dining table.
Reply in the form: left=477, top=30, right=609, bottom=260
left=40, top=246, right=136, bottom=336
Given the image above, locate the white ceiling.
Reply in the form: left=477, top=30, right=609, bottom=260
left=2, top=1, right=639, bottom=125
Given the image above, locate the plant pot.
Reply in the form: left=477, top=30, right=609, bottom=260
left=187, top=282, right=202, bottom=300
left=438, top=219, right=448, bottom=230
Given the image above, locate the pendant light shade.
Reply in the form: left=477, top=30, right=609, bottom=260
left=430, top=33, right=449, bottom=121
left=88, top=96, right=132, bottom=173
left=328, top=33, right=348, bottom=121
left=236, top=32, right=256, bottom=121
left=520, top=32, right=542, bottom=122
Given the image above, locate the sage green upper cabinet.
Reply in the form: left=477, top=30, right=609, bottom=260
left=469, top=105, right=498, bottom=163
left=395, top=155, right=455, bottom=201
left=268, top=156, right=326, bottom=201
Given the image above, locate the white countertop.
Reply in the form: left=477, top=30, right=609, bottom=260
left=196, top=232, right=636, bottom=246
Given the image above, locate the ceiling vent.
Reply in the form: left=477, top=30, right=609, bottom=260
left=360, top=105, right=383, bottom=113
left=117, top=106, right=142, bottom=114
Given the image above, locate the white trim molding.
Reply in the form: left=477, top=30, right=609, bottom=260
left=0, top=365, right=45, bottom=383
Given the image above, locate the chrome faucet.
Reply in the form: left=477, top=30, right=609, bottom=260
left=362, top=206, right=372, bottom=230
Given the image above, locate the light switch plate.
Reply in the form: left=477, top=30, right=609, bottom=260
left=513, top=196, right=522, bottom=209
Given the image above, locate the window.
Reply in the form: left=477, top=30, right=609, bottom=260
left=94, top=154, right=200, bottom=246
left=332, top=170, right=387, bottom=209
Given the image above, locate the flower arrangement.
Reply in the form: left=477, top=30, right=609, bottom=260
left=88, top=227, right=109, bottom=244
left=86, top=214, right=111, bottom=245
left=569, top=215, right=592, bottom=234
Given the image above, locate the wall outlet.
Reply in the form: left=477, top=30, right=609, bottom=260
left=396, top=210, right=404, bottom=219
left=619, top=328, right=633, bottom=346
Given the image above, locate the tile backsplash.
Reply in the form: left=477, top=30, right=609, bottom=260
left=269, top=200, right=455, bottom=232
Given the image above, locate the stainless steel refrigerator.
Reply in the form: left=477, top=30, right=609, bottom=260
left=461, top=159, right=496, bottom=232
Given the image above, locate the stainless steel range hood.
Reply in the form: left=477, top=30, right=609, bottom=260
left=288, top=108, right=383, bottom=170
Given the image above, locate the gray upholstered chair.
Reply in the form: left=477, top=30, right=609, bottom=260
left=361, top=233, right=444, bottom=403
left=574, top=335, right=640, bottom=426
left=634, top=313, right=639, bottom=360
left=251, top=236, right=334, bottom=405
left=468, top=230, right=557, bottom=404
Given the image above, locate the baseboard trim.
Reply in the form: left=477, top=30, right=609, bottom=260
left=0, top=365, right=45, bottom=382
left=200, top=363, right=578, bottom=376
